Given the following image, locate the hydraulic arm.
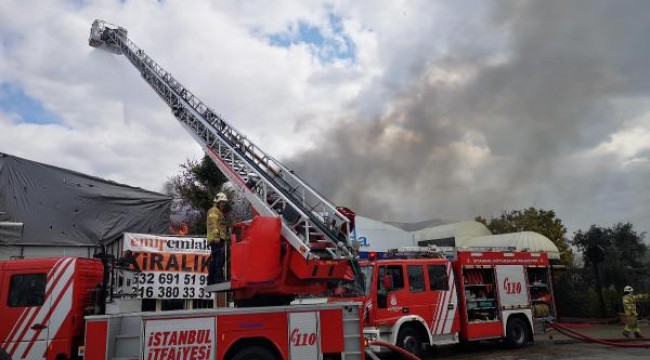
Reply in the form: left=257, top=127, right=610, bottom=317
left=89, top=20, right=357, bottom=302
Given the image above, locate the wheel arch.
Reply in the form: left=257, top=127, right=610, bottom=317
left=390, top=315, right=433, bottom=346
left=223, top=337, right=283, bottom=360
left=502, top=310, right=533, bottom=340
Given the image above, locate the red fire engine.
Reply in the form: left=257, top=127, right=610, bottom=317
left=0, top=258, right=103, bottom=360
left=0, top=257, right=365, bottom=360
left=1, top=19, right=370, bottom=360
left=331, top=247, right=556, bottom=357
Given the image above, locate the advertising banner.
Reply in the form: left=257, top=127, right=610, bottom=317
left=123, top=233, right=212, bottom=299
left=143, top=317, right=215, bottom=360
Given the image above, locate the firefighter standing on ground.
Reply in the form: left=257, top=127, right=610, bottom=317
left=207, top=192, right=229, bottom=284
left=622, top=285, right=643, bottom=338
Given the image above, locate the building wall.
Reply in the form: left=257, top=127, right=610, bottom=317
left=354, top=215, right=414, bottom=252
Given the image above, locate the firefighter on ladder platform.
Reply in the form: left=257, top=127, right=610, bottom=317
left=622, top=285, right=643, bottom=338
left=207, top=192, right=229, bottom=284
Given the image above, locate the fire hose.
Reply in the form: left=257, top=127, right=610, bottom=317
left=546, top=321, right=650, bottom=348
left=367, top=340, right=422, bottom=360
left=364, top=322, right=650, bottom=359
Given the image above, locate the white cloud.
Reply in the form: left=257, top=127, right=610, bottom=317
left=596, top=125, right=650, bottom=163
left=0, top=0, right=375, bottom=190
left=0, top=0, right=468, bottom=191
left=1, top=0, right=649, bottom=239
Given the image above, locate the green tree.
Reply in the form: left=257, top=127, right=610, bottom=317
left=572, top=223, right=648, bottom=291
left=169, top=155, right=227, bottom=233
left=475, top=207, right=573, bottom=266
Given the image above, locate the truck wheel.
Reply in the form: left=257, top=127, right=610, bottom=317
left=231, top=345, right=277, bottom=360
left=0, top=348, right=11, bottom=360
left=504, top=317, right=529, bottom=348
left=396, top=325, right=423, bottom=357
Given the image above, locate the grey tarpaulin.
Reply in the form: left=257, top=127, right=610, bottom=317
left=0, top=218, right=23, bottom=244
left=0, top=152, right=171, bottom=246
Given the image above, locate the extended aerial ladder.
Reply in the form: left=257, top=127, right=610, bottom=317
left=89, top=20, right=357, bottom=303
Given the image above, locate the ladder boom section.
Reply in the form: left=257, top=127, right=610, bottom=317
left=89, top=20, right=352, bottom=261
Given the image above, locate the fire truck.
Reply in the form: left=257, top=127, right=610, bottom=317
left=331, top=247, right=556, bottom=357
left=0, top=258, right=103, bottom=360
left=0, top=257, right=364, bottom=360
left=0, top=19, right=369, bottom=360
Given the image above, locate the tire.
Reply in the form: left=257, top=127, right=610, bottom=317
left=504, top=317, right=529, bottom=348
left=396, top=325, right=424, bottom=357
left=230, top=345, right=277, bottom=360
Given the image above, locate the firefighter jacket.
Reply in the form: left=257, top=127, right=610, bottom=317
left=623, top=293, right=638, bottom=317
left=207, top=206, right=227, bottom=244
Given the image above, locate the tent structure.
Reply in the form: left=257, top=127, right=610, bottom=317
left=411, top=221, right=560, bottom=259
left=413, top=220, right=492, bottom=247
left=0, top=152, right=171, bottom=252
left=462, top=232, right=561, bottom=259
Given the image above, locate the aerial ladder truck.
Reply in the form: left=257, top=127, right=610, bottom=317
left=88, top=20, right=358, bottom=306
left=0, top=20, right=401, bottom=360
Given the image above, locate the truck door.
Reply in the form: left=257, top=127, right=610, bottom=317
left=403, top=264, right=431, bottom=323
left=495, top=265, right=529, bottom=309
left=375, top=264, right=406, bottom=321
left=0, top=266, right=50, bottom=359
left=428, top=263, right=457, bottom=337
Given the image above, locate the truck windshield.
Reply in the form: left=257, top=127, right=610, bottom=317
left=361, top=265, right=374, bottom=295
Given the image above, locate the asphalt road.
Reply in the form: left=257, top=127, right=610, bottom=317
left=420, top=322, right=650, bottom=360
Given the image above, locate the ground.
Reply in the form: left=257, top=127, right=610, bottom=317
left=420, top=321, right=650, bottom=359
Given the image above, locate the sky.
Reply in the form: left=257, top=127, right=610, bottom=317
left=0, top=0, right=649, bottom=239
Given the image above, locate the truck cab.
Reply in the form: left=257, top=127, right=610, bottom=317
left=331, top=250, right=460, bottom=356
left=0, top=257, right=103, bottom=360
left=332, top=248, right=556, bottom=357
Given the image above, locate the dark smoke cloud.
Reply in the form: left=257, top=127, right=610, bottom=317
left=287, top=0, right=650, bottom=236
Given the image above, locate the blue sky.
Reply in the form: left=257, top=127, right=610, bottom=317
left=267, top=12, right=356, bottom=63
left=0, top=82, right=62, bottom=124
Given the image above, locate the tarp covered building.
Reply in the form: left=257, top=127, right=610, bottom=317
left=0, top=153, right=171, bottom=259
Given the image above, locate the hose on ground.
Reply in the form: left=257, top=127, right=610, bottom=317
left=547, top=321, right=650, bottom=348
left=368, top=340, right=422, bottom=360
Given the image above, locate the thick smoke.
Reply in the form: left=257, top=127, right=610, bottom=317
left=287, top=0, right=650, bottom=234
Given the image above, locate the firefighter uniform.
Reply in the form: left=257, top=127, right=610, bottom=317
left=207, top=193, right=228, bottom=284
left=207, top=206, right=227, bottom=243
left=622, top=286, right=642, bottom=338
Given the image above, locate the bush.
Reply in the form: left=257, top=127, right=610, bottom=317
left=553, top=269, right=625, bottom=318
left=554, top=269, right=590, bottom=317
